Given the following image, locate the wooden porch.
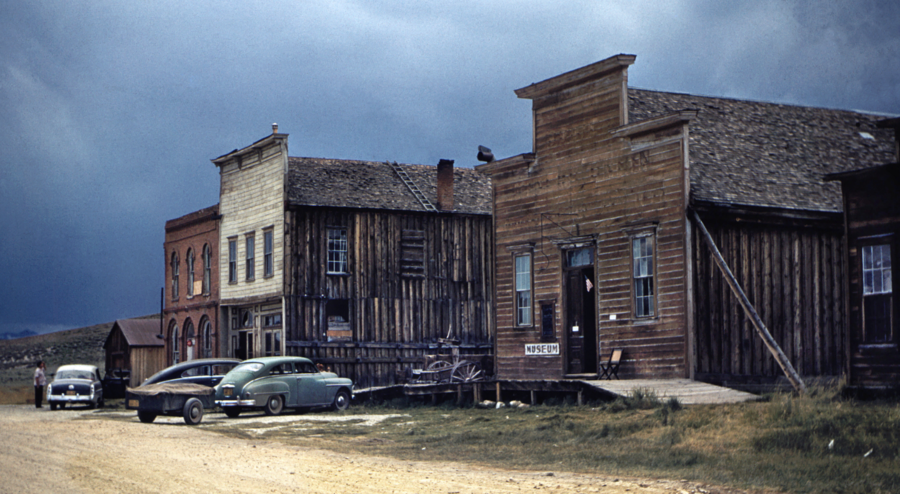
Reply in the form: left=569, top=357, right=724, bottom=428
left=354, top=378, right=760, bottom=406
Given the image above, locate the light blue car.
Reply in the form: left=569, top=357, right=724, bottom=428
left=214, top=356, right=352, bottom=417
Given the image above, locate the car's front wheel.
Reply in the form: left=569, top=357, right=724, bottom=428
left=224, top=407, right=242, bottom=418
left=264, top=395, right=283, bottom=416
left=332, top=389, right=351, bottom=411
left=49, top=402, right=57, bottom=411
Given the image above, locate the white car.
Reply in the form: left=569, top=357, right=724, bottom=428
left=47, top=364, right=104, bottom=410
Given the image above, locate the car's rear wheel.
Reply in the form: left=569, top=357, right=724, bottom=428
left=264, top=395, right=283, bottom=416
left=224, top=407, right=242, bottom=418
left=332, top=389, right=350, bottom=411
left=137, top=411, right=157, bottom=423
left=183, top=398, right=204, bottom=425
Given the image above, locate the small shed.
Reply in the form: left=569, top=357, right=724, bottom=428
left=104, top=318, right=166, bottom=387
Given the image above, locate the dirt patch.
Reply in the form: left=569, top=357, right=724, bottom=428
left=0, top=405, right=750, bottom=494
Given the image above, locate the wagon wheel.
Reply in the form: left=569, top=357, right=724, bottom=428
left=416, top=360, right=453, bottom=383
left=450, top=360, right=483, bottom=383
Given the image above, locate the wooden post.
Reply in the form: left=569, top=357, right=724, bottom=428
left=530, top=390, right=536, bottom=405
left=495, top=381, right=501, bottom=402
left=577, top=390, right=583, bottom=406
left=457, top=384, right=463, bottom=405
left=692, top=210, right=807, bottom=394
left=474, top=383, right=481, bottom=403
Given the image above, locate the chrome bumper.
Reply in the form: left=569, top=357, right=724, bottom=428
left=216, top=399, right=256, bottom=407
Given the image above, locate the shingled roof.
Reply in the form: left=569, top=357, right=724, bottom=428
left=105, top=318, right=163, bottom=348
left=287, top=157, right=492, bottom=214
left=629, top=89, right=897, bottom=212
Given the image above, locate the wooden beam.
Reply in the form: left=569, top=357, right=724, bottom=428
left=692, top=210, right=807, bottom=394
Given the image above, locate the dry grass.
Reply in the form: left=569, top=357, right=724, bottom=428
left=206, top=387, right=900, bottom=494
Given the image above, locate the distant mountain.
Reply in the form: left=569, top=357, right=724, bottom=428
left=0, top=329, right=38, bottom=340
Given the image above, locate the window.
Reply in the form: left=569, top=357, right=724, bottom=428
left=245, top=234, right=255, bottom=281
left=202, top=244, right=211, bottom=294
left=201, top=318, right=212, bottom=358
left=228, top=239, right=237, bottom=283
left=515, top=254, right=532, bottom=326
left=863, top=244, right=893, bottom=343
left=632, top=234, right=655, bottom=318
left=264, top=229, right=274, bottom=278
left=264, top=330, right=282, bottom=357
left=326, top=299, right=351, bottom=341
left=170, top=322, right=180, bottom=365
left=327, top=227, right=348, bottom=274
left=186, top=249, right=195, bottom=296
left=170, top=252, right=179, bottom=299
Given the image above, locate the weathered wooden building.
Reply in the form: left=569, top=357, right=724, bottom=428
left=212, top=128, right=493, bottom=387
left=163, top=204, right=221, bottom=366
left=477, top=54, right=896, bottom=387
left=103, top=318, right=165, bottom=387
left=826, top=136, right=900, bottom=389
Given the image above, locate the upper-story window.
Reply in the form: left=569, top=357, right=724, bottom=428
left=515, top=253, right=532, bottom=326
left=264, top=229, right=274, bottom=278
left=327, top=227, right=348, bottom=274
left=170, top=252, right=179, bottom=299
left=245, top=234, right=255, bottom=281
left=632, top=233, right=656, bottom=318
left=228, top=238, right=237, bottom=283
left=202, top=244, right=211, bottom=294
left=186, top=248, right=195, bottom=296
left=863, top=243, right=893, bottom=343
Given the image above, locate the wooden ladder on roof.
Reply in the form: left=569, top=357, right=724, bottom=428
left=388, top=161, right=437, bottom=212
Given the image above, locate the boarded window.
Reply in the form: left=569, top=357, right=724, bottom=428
left=401, top=229, right=426, bottom=277
left=326, top=299, right=351, bottom=341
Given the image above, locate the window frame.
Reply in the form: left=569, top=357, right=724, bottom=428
left=327, top=227, right=349, bottom=275
left=170, top=252, right=179, bottom=300
left=228, top=238, right=237, bottom=284
left=860, top=239, right=894, bottom=344
left=263, top=229, right=274, bottom=278
left=186, top=248, right=195, bottom=297
left=514, top=252, right=533, bottom=327
left=202, top=244, right=211, bottom=294
left=245, top=234, right=255, bottom=281
left=629, top=228, right=657, bottom=320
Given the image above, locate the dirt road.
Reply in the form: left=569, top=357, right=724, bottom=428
left=0, top=405, right=745, bottom=494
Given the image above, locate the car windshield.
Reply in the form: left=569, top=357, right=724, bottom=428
left=231, top=362, right=264, bottom=373
left=56, top=370, right=93, bottom=380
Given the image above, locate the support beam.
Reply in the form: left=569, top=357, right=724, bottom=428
left=691, top=210, right=807, bottom=394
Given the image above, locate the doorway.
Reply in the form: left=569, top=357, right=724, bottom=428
left=565, top=248, right=597, bottom=375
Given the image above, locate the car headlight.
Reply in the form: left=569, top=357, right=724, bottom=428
left=47, top=384, right=52, bottom=394
left=90, top=383, right=95, bottom=395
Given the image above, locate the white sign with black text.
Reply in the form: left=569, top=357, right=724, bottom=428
left=524, top=343, right=560, bottom=356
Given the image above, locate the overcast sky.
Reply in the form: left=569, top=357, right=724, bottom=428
left=1, top=1, right=899, bottom=335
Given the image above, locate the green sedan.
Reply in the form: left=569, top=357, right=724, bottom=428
left=214, top=356, right=353, bottom=417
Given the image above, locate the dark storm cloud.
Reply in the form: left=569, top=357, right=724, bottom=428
left=1, top=0, right=898, bottom=334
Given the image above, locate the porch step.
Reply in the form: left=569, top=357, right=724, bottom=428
left=581, top=378, right=760, bottom=405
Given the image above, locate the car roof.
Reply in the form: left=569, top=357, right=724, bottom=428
left=159, top=358, right=240, bottom=372
left=241, top=356, right=313, bottom=365
left=57, top=364, right=98, bottom=372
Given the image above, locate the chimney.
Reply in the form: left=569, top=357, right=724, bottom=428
left=436, top=159, right=454, bottom=211
left=272, top=123, right=279, bottom=134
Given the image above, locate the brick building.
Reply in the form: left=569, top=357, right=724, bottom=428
left=163, top=204, right=221, bottom=365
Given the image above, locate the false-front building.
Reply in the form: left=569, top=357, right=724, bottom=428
left=212, top=128, right=494, bottom=387
left=477, top=54, right=896, bottom=388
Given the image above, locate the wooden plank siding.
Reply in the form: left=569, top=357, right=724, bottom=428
left=284, top=206, right=494, bottom=388
left=691, top=218, right=846, bottom=383
left=827, top=164, right=900, bottom=390
left=482, top=56, right=691, bottom=380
